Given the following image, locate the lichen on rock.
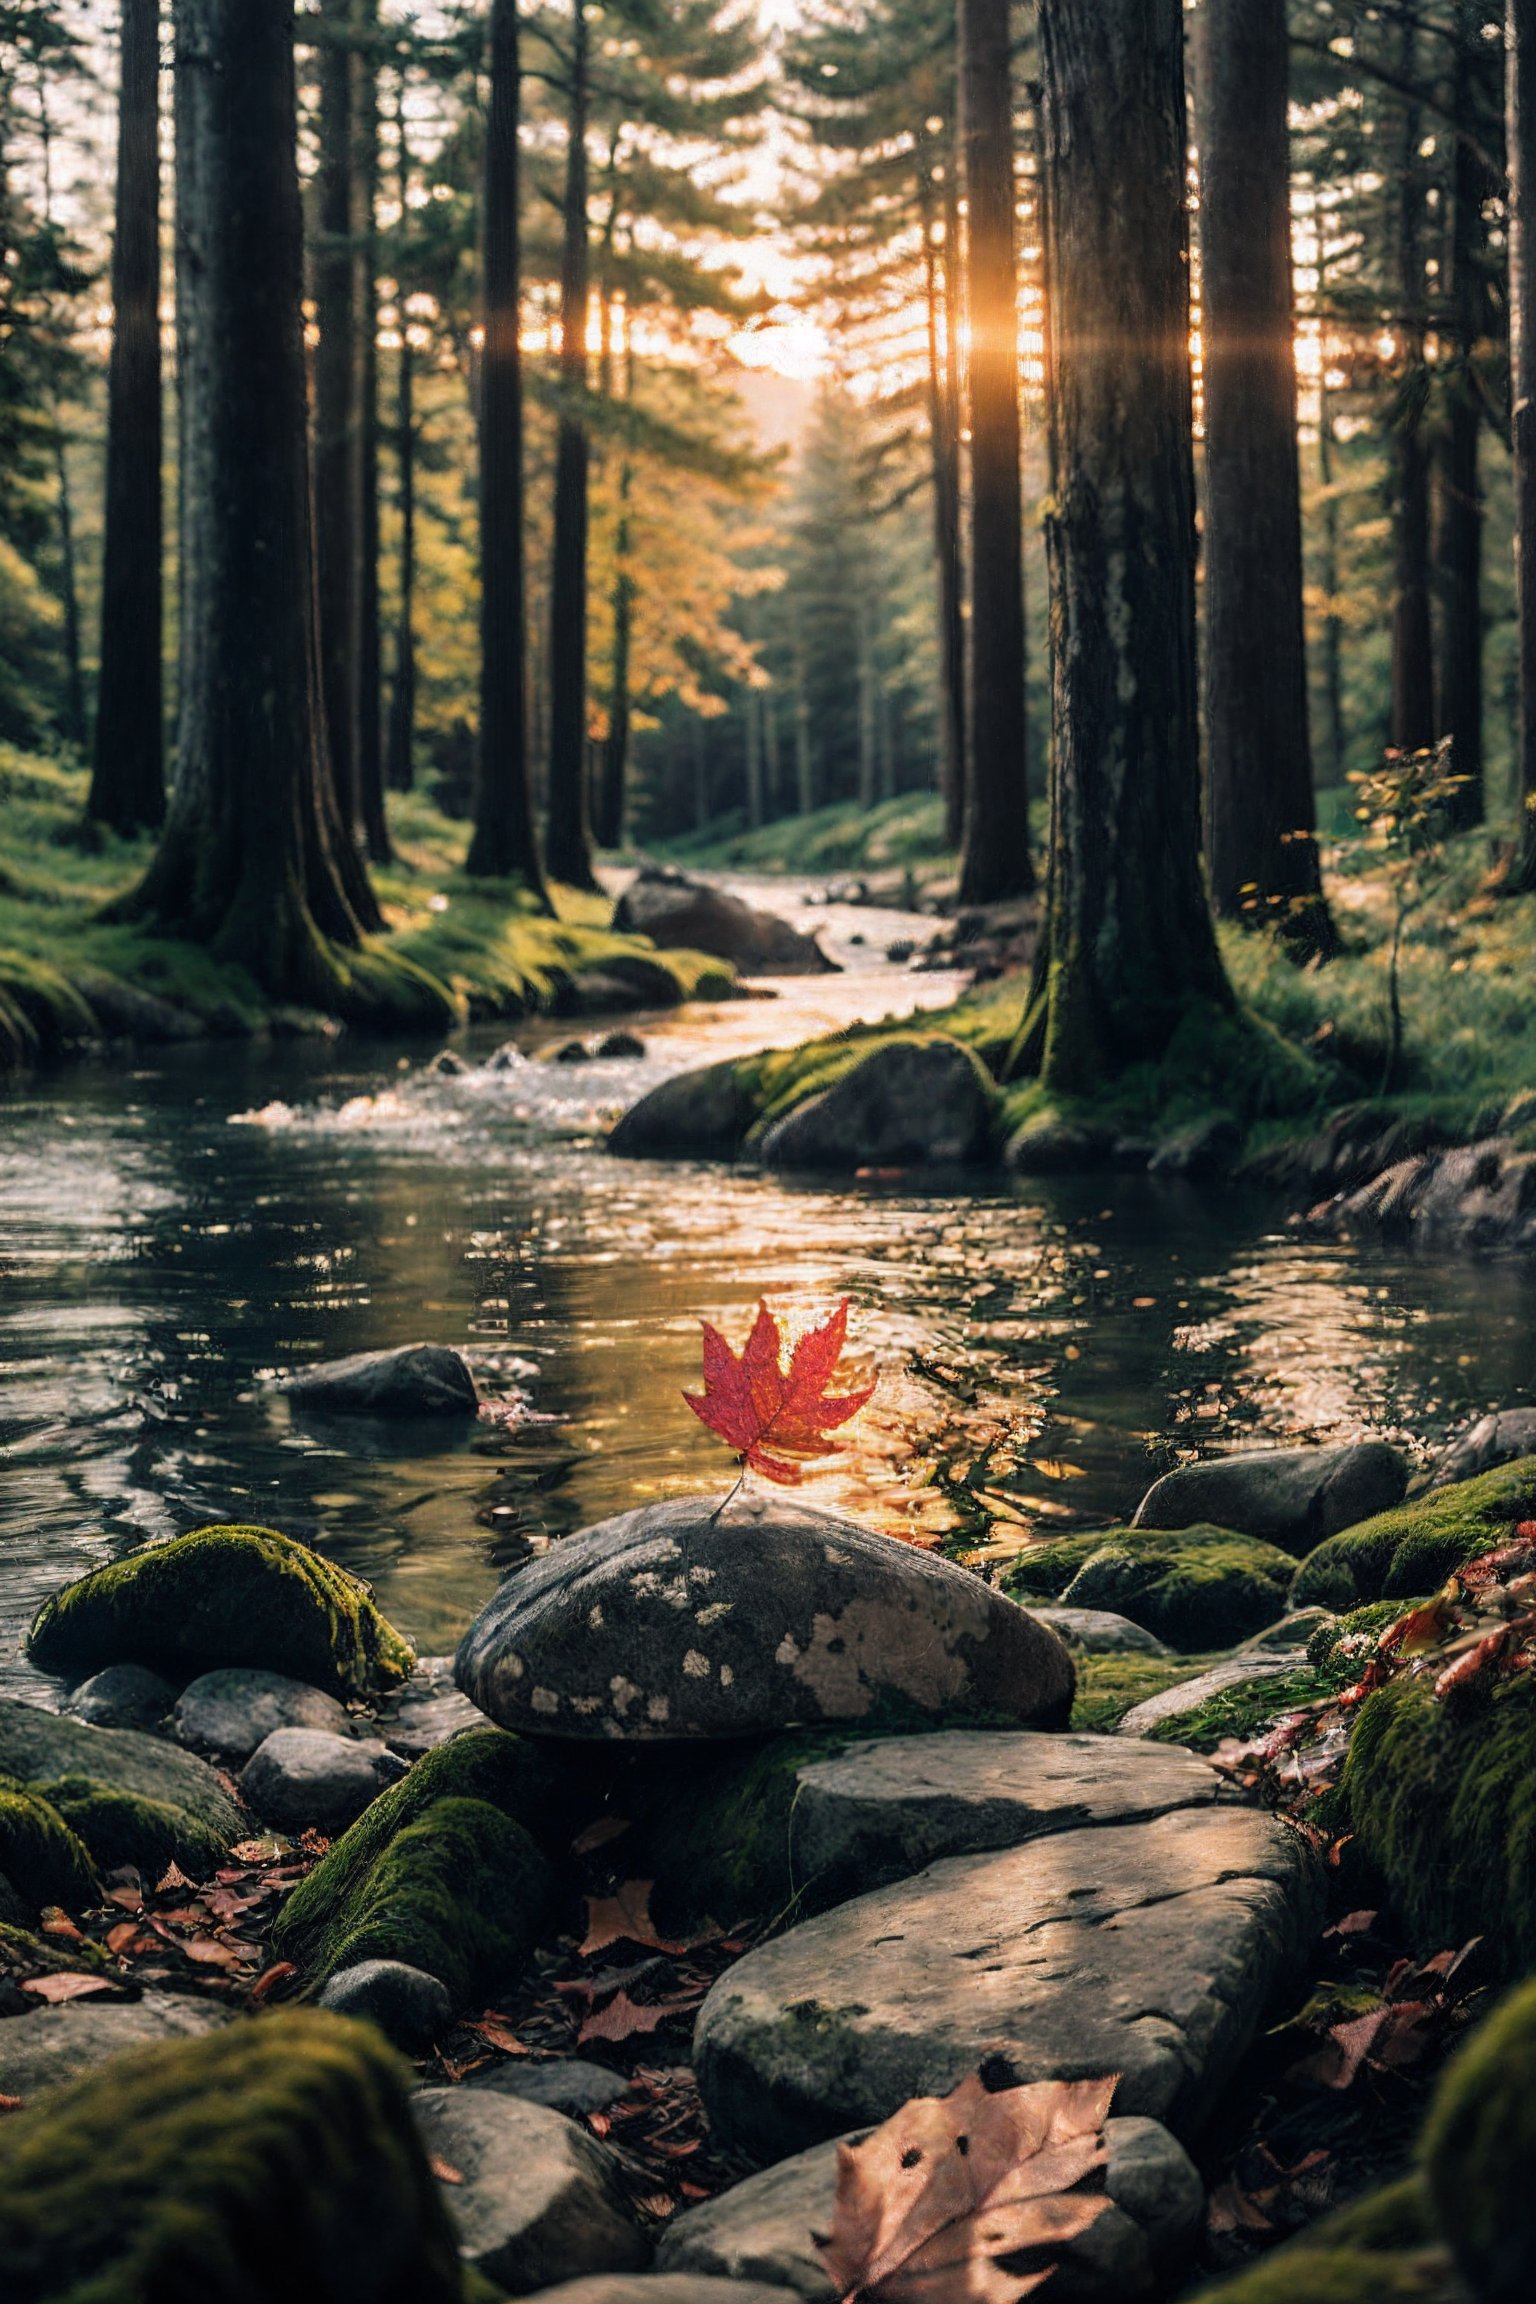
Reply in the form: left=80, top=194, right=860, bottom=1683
left=26, top=1523, right=416, bottom=1699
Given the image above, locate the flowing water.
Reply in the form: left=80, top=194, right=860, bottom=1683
left=2, top=872, right=1533, bottom=1702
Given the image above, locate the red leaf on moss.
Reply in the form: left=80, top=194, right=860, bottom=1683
left=683, top=1299, right=875, bottom=1486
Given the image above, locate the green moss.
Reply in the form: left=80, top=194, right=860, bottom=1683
left=38, top=1774, right=228, bottom=1881
left=0, top=1779, right=99, bottom=1913
left=1192, top=2179, right=1459, bottom=2304
left=0, top=2008, right=468, bottom=2303
left=1423, top=1977, right=1536, bottom=2302
left=1342, top=1668, right=1536, bottom=1976
left=661, top=789, right=952, bottom=877
left=1292, top=1458, right=1536, bottom=1611
left=1068, top=1652, right=1218, bottom=1734
left=27, top=1524, right=416, bottom=1699
left=272, top=1729, right=568, bottom=2002
left=0, top=1696, right=245, bottom=1853
left=1142, top=1664, right=1345, bottom=1752
left=1005, top=1523, right=1295, bottom=1648
left=0, top=1920, right=111, bottom=1978
left=1306, top=1598, right=1417, bottom=1669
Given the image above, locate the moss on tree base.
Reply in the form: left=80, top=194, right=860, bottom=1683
left=27, top=1524, right=416, bottom=1699
left=0, top=2008, right=469, bottom=2303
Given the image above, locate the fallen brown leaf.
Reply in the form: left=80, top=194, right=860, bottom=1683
left=247, top=1962, right=299, bottom=2005
left=580, top=1880, right=688, bottom=1959
left=576, top=1991, right=700, bottom=2046
left=468, top=2014, right=529, bottom=2056
left=571, top=1816, right=632, bottom=1856
left=20, top=1973, right=117, bottom=2004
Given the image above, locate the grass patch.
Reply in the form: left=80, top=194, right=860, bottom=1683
left=1068, top=1651, right=1222, bottom=1734
left=657, top=790, right=953, bottom=880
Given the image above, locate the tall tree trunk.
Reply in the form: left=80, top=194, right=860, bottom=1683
left=353, top=0, right=389, bottom=862
left=763, top=682, right=782, bottom=814
left=1435, top=0, right=1486, bottom=831
left=1024, top=0, right=1235, bottom=1094
left=384, top=64, right=415, bottom=795
left=88, top=0, right=164, bottom=832
left=1195, top=0, right=1334, bottom=956
left=315, top=0, right=359, bottom=843
left=544, top=0, right=597, bottom=888
left=692, top=715, right=708, bottom=833
left=595, top=309, right=632, bottom=851
left=52, top=423, right=86, bottom=753
left=745, top=683, right=764, bottom=829
left=856, top=595, right=877, bottom=811
left=918, top=152, right=965, bottom=842
left=122, top=0, right=384, bottom=995
left=468, top=0, right=545, bottom=893
left=1392, top=16, right=1436, bottom=754
left=1316, top=257, right=1347, bottom=786
left=791, top=608, right=814, bottom=815
left=1512, top=0, right=1536, bottom=884
left=957, top=0, right=1033, bottom=902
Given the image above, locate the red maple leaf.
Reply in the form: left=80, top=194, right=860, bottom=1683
left=683, top=1298, right=876, bottom=1487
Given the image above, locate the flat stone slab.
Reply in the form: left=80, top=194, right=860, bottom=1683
left=456, top=1496, right=1075, bottom=1742
left=1115, top=1658, right=1300, bottom=1739
left=413, top=2088, right=650, bottom=2293
left=657, top=2115, right=1203, bottom=2302
left=0, top=1994, right=230, bottom=2104
left=694, top=1806, right=1321, bottom=2161
left=785, top=1730, right=1241, bottom=1909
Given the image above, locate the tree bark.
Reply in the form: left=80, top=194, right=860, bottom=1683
left=353, top=0, right=389, bottom=862
left=918, top=149, right=965, bottom=844
left=1392, top=15, right=1436, bottom=754
left=123, top=0, right=383, bottom=994
left=385, top=63, right=415, bottom=795
left=1435, top=0, right=1486, bottom=831
left=957, top=0, right=1033, bottom=902
left=1195, top=0, right=1333, bottom=956
left=1512, top=0, right=1536, bottom=882
left=745, top=684, right=764, bottom=829
left=468, top=0, right=545, bottom=892
left=1027, top=0, right=1235, bottom=1093
left=315, top=0, right=360, bottom=842
left=88, top=0, right=164, bottom=832
left=544, top=0, right=597, bottom=889
left=595, top=313, right=632, bottom=852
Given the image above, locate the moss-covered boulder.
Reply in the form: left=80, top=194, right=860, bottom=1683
left=273, top=1729, right=566, bottom=2004
left=1005, top=1524, right=1295, bottom=1649
left=0, top=2009, right=468, bottom=2303
left=1189, top=2178, right=1460, bottom=2304
left=27, top=1525, right=416, bottom=1699
left=0, top=1698, right=245, bottom=1871
left=1291, top=1458, right=1536, bottom=1611
left=1341, top=1667, right=1536, bottom=1976
left=0, top=1779, right=98, bottom=1913
left=1423, top=1977, right=1536, bottom=2302
left=40, top=1773, right=228, bottom=1880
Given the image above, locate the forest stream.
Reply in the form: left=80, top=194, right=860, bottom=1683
left=2, top=869, right=1533, bottom=1703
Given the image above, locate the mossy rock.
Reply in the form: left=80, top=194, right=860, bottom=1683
left=0, top=2008, right=468, bottom=2303
left=39, top=1774, right=228, bottom=1880
left=1342, top=1668, right=1536, bottom=1975
left=1424, top=1976, right=1536, bottom=2302
left=0, top=1779, right=98, bottom=1914
left=1005, top=1523, right=1295, bottom=1648
left=272, top=1730, right=567, bottom=2004
left=27, top=1525, right=416, bottom=1699
left=1068, top=1650, right=1220, bottom=1734
left=0, top=1919, right=112, bottom=1980
left=1292, top=1458, right=1536, bottom=1611
left=0, top=1698, right=245, bottom=1859
left=1306, top=1598, right=1420, bottom=1670
left=1138, top=1662, right=1347, bottom=1752
left=1192, top=2178, right=1461, bottom=2304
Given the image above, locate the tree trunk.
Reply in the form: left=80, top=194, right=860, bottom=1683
left=52, top=422, right=86, bottom=753
left=88, top=0, right=164, bottom=832
left=692, top=715, right=708, bottom=833
left=919, top=152, right=965, bottom=843
left=1026, top=0, right=1235, bottom=1094
left=1316, top=256, right=1347, bottom=786
left=1195, top=0, right=1333, bottom=956
left=1513, top=0, right=1536, bottom=883
left=856, top=596, right=877, bottom=811
left=468, top=0, right=545, bottom=893
left=763, top=683, right=782, bottom=814
left=595, top=318, right=632, bottom=852
left=544, top=0, right=597, bottom=889
left=385, top=64, right=415, bottom=795
left=1392, top=16, right=1436, bottom=754
left=745, top=684, right=764, bottom=829
left=315, top=0, right=360, bottom=842
left=122, top=0, right=383, bottom=995
left=353, top=0, right=389, bottom=862
left=1435, top=0, right=1485, bottom=832
left=957, top=0, right=1033, bottom=902
left=791, top=609, right=814, bottom=815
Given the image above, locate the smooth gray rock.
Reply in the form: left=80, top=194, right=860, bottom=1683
left=607, top=1061, right=750, bottom=1162
left=1303, top=1137, right=1536, bottom=1254
left=63, top=1663, right=178, bottom=1731
left=239, top=1726, right=402, bottom=1832
left=693, top=1805, right=1322, bottom=2160
left=1430, top=1408, right=1536, bottom=1489
left=466, top=2060, right=630, bottom=2117
left=173, top=1667, right=352, bottom=1762
left=657, top=2115, right=1202, bottom=2302
left=1131, top=1442, right=1407, bottom=1555
left=1028, top=1607, right=1171, bottom=1657
left=0, top=1994, right=229, bottom=2103
left=614, top=869, right=836, bottom=976
left=528, top=2282, right=790, bottom=2304
left=1115, top=1658, right=1302, bottom=1740
left=757, top=1039, right=995, bottom=1172
left=373, top=1654, right=488, bottom=1757
left=281, top=1343, right=479, bottom=1417
left=0, top=1696, right=245, bottom=1846
left=595, top=1032, right=647, bottom=1060
left=1004, top=1112, right=1114, bottom=1175
left=455, top=1495, right=1075, bottom=1742
left=319, top=1959, right=452, bottom=2049
left=412, top=2088, right=650, bottom=2294
left=781, top=1730, right=1240, bottom=1911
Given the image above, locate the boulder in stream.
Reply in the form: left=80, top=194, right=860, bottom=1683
left=280, top=1342, right=479, bottom=1418
left=454, top=1495, right=1076, bottom=1741
left=756, top=1037, right=997, bottom=1172
left=1428, top=1407, right=1536, bottom=1489
left=239, top=1726, right=404, bottom=1834
left=1131, top=1442, right=1408, bottom=1555
left=62, top=1663, right=178, bottom=1731
left=607, top=1060, right=751, bottom=1161
left=0, top=1695, right=246, bottom=1872
left=615, top=867, right=837, bottom=976
left=172, top=1666, right=353, bottom=1762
